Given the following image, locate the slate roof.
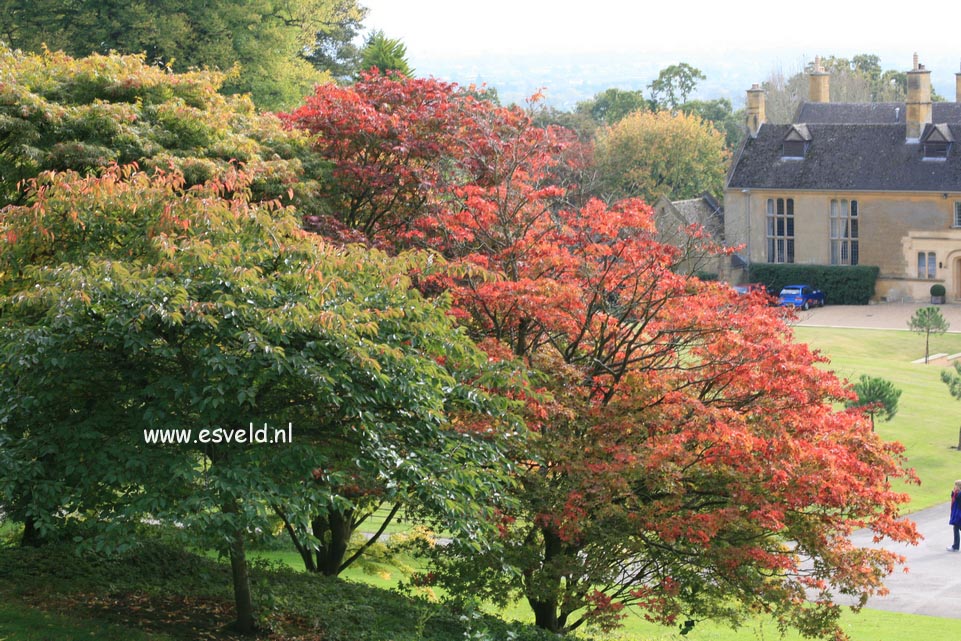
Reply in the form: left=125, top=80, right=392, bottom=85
left=728, top=102, right=961, bottom=192
left=672, top=194, right=722, bottom=225
left=655, top=193, right=724, bottom=240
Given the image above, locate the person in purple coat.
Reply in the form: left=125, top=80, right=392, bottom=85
left=949, top=480, right=961, bottom=552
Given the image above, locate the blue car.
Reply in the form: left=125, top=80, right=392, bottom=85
left=777, top=284, right=825, bottom=310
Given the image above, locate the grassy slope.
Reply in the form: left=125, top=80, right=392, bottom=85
left=793, top=326, right=961, bottom=510
left=0, top=542, right=556, bottom=641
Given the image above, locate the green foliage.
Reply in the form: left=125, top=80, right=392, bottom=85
left=0, top=45, right=320, bottom=208
left=358, top=31, right=414, bottom=78
left=562, top=86, right=742, bottom=157
left=846, top=375, right=901, bottom=427
left=0, top=0, right=365, bottom=109
left=680, top=98, right=745, bottom=151
left=762, top=53, right=913, bottom=124
left=909, top=306, right=950, bottom=363
left=908, top=306, right=950, bottom=335
left=931, top=283, right=946, bottom=297
left=747, top=264, right=879, bottom=304
left=575, top=87, right=648, bottom=125
left=647, top=62, right=705, bottom=111
left=942, top=361, right=961, bottom=406
left=593, top=109, right=729, bottom=202
left=0, top=162, right=519, bottom=626
left=302, top=0, right=369, bottom=81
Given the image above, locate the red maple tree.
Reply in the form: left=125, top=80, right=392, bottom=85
left=283, top=75, right=919, bottom=639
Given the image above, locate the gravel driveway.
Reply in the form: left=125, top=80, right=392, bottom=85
left=792, top=302, right=961, bottom=332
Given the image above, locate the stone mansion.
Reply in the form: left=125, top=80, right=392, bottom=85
left=725, top=54, right=961, bottom=302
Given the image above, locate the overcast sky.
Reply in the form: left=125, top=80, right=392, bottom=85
left=359, top=0, right=961, bottom=77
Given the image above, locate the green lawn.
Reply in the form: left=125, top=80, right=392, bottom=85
left=594, top=608, right=961, bottom=641
left=794, top=326, right=961, bottom=510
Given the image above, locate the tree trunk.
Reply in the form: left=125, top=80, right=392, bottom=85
left=957, top=425, right=961, bottom=450
left=224, top=498, right=256, bottom=634
left=20, top=516, right=43, bottom=547
left=228, top=535, right=256, bottom=634
left=525, top=526, right=567, bottom=633
left=530, top=598, right=562, bottom=632
left=313, top=509, right=354, bottom=576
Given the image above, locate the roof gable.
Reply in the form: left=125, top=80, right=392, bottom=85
left=921, top=123, right=954, bottom=143
left=784, top=124, right=812, bottom=142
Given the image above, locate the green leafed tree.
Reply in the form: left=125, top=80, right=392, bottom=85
left=357, top=30, right=414, bottom=78
left=681, top=97, right=745, bottom=151
left=846, top=374, right=902, bottom=430
left=302, top=0, right=369, bottom=81
left=0, top=163, right=520, bottom=630
left=593, top=109, right=730, bottom=203
left=908, top=306, right=950, bottom=364
left=0, top=45, right=323, bottom=209
left=0, top=0, right=367, bottom=109
left=647, top=62, right=706, bottom=111
left=575, top=87, right=648, bottom=126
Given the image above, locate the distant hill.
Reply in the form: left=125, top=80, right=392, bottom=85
left=408, top=50, right=961, bottom=110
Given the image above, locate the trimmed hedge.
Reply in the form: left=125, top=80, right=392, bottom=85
left=747, top=264, right=879, bottom=305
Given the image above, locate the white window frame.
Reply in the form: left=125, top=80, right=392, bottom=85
left=830, top=199, right=859, bottom=265
left=918, top=251, right=937, bottom=279
left=766, top=197, right=795, bottom=263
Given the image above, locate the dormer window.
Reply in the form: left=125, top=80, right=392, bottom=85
left=921, top=123, right=953, bottom=160
left=782, top=124, right=811, bottom=158
left=925, top=141, right=950, bottom=158
left=782, top=141, right=806, bottom=157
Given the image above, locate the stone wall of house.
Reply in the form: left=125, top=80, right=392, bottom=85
left=724, top=188, right=961, bottom=301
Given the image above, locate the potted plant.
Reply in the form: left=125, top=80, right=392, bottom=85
left=931, top=283, right=946, bottom=304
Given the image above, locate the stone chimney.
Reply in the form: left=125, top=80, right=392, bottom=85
left=808, top=56, right=830, bottom=103
left=746, top=84, right=766, bottom=138
left=906, top=52, right=932, bottom=140
left=955, top=59, right=961, bottom=103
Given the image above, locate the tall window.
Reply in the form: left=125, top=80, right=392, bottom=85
left=830, top=199, right=859, bottom=265
left=766, top=198, right=794, bottom=263
left=918, top=251, right=937, bottom=279
left=954, top=202, right=961, bottom=228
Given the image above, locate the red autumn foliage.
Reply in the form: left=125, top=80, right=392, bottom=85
left=283, top=74, right=919, bottom=640
left=280, top=71, right=582, bottom=250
